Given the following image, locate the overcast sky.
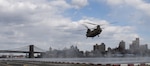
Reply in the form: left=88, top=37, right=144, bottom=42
left=0, top=0, right=150, bottom=51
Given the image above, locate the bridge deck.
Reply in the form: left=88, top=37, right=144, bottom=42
left=0, top=50, right=43, bottom=53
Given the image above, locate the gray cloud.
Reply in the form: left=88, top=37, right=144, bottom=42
left=0, top=0, right=141, bottom=51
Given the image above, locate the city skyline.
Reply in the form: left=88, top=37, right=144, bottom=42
left=44, top=38, right=150, bottom=58
left=0, top=0, right=150, bottom=51
left=48, top=38, right=148, bottom=51
left=0, top=37, right=149, bottom=58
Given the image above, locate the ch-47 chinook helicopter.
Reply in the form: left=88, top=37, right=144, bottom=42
left=82, top=22, right=103, bottom=38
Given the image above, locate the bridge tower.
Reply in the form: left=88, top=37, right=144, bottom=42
left=29, top=45, right=34, bottom=58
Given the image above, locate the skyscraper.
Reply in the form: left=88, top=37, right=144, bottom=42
left=118, top=40, right=125, bottom=51
left=129, top=38, right=141, bottom=55
left=93, top=43, right=105, bottom=52
left=130, top=38, right=140, bottom=51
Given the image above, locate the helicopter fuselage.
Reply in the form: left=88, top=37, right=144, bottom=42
left=83, top=22, right=103, bottom=38
left=86, top=27, right=102, bottom=38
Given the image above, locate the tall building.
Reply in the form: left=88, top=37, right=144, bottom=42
left=93, top=43, right=105, bottom=52
left=93, top=44, right=99, bottom=51
left=133, top=38, right=140, bottom=48
left=93, top=43, right=106, bottom=57
left=118, top=40, right=125, bottom=52
left=140, top=44, right=148, bottom=51
left=130, top=38, right=140, bottom=51
left=130, top=38, right=140, bottom=55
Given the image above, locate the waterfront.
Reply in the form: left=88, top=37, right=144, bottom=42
left=1, top=57, right=150, bottom=65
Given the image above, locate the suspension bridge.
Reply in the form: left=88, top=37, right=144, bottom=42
left=0, top=45, right=45, bottom=58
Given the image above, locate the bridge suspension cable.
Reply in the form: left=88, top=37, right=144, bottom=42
left=7, top=45, right=46, bottom=52
left=34, top=46, right=46, bottom=52
left=8, top=45, right=29, bottom=52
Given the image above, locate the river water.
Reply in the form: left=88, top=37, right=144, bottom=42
left=1, top=57, right=150, bottom=64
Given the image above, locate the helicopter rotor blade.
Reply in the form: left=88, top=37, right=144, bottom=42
left=84, top=22, right=97, bottom=25
left=85, top=21, right=118, bottom=26
left=82, top=24, right=89, bottom=29
left=91, top=27, right=104, bottom=29
left=84, top=22, right=105, bottom=26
